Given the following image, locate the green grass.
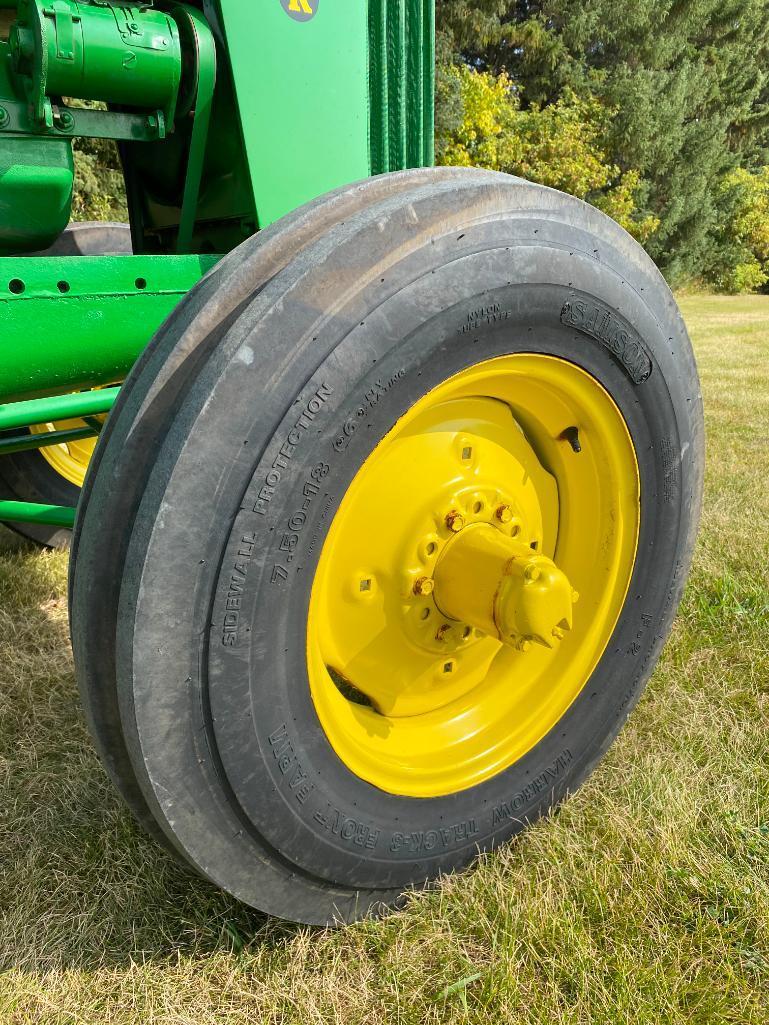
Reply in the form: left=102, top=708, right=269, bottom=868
left=1, top=294, right=768, bottom=1024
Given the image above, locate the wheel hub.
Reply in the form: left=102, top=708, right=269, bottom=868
left=433, top=522, right=577, bottom=651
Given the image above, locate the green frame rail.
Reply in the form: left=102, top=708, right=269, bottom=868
left=0, top=501, right=76, bottom=529
left=0, top=254, right=219, bottom=403
left=0, top=253, right=218, bottom=527
left=0, top=386, right=120, bottom=430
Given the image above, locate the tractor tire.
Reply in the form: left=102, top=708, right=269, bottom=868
left=71, top=168, right=704, bottom=924
left=71, top=168, right=490, bottom=860
left=0, top=222, right=132, bottom=548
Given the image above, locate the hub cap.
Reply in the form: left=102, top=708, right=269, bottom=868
left=307, top=354, right=640, bottom=797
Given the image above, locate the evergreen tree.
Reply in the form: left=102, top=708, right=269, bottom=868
left=437, top=0, right=769, bottom=285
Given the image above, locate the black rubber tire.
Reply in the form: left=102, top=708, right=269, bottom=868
left=25, top=221, right=133, bottom=257
left=72, top=168, right=704, bottom=924
left=0, top=222, right=132, bottom=548
left=70, top=169, right=486, bottom=860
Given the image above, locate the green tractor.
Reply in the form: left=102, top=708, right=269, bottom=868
left=0, top=0, right=704, bottom=924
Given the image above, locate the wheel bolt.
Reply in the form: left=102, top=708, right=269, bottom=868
left=572, top=589, right=580, bottom=604
left=517, top=637, right=532, bottom=653
left=413, top=576, right=434, bottom=597
left=552, top=627, right=564, bottom=641
left=495, top=504, right=513, bottom=524
left=525, top=565, right=541, bottom=582
left=446, top=510, right=465, bottom=533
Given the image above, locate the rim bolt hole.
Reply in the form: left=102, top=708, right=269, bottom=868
left=426, top=541, right=437, bottom=557
left=421, top=608, right=431, bottom=621
left=359, top=578, right=372, bottom=592
left=472, top=500, right=483, bottom=515
left=461, top=446, right=473, bottom=461
left=443, top=661, right=455, bottom=674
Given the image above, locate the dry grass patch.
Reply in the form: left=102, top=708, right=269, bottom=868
left=0, top=294, right=768, bottom=1024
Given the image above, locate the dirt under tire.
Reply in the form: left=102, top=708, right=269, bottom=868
left=71, top=168, right=704, bottom=924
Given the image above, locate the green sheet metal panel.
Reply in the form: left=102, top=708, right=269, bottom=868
left=215, top=0, right=435, bottom=228
left=216, top=0, right=372, bottom=228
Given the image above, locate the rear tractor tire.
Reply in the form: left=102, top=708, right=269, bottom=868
left=71, top=168, right=704, bottom=925
left=0, top=222, right=132, bottom=548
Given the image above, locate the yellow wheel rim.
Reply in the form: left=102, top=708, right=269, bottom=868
left=307, top=354, right=640, bottom=798
left=29, top=418, right=99, bottom=487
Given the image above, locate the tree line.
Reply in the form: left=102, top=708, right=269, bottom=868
left=435, top=0, right=769, bottom=291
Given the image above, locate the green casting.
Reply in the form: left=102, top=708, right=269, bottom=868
left=9, top=0, right=182, bottom=129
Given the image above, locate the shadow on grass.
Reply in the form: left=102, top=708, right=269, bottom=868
left=0, top=528, right=304, bottom=974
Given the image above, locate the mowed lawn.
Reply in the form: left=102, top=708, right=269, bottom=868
left=0, top=295, right=767, bottom=1025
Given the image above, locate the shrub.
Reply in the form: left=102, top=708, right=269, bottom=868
left=438, top=65, right=659, bottom=243
left=708, top=167, right=769, bottom=293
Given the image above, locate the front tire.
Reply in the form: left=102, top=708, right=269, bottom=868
left=72, top=169, right=703, bottom=924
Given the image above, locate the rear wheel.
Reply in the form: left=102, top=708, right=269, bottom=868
left=72, top=169, right=703, bottom=924
left=0, top=222, right=131, bottom=547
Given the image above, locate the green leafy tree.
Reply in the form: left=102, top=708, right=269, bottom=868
left=67, top=101, right=127, bottom=223
left=438, top=0, right=769, bottom=287
left=708, top=166, right=769, bottom=291
left=439, top=65, right=659, bottom=242
left=72, top=136, right=128, bottom=223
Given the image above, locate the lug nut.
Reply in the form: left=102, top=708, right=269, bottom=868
left=572, top=589, right=580, bottom=604
left=552, top=627, right=564, bottom=641
left=446, top=510, right=465, bottom=533
left=436, top=624, right=454, bottom=643
left=524, top=565, right=541, bottom=583
left=413, top=576, right=434, bottom=597
left=495, top=504, right=513, bottom=524
left=516, top=637, right=532, bottom=653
